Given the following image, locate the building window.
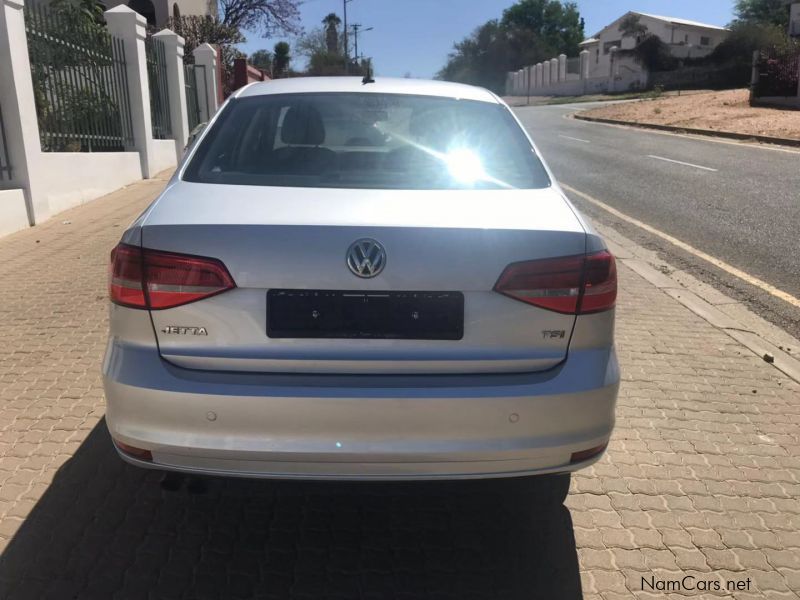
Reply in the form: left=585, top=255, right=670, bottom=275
left=596, top=48, right=599, bottom=63
left=173, top=2, right=181, bottom=20
left=684, top=33, right=689, bottom=43
left=700, top=36, right=711, bottom=46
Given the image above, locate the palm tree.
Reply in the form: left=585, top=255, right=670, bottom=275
left=273, top=41, right=291, bottom=77
left=322, top=12, right=341, bottom=54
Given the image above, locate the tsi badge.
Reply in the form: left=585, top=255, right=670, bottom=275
left=541, top=330, right=566, bottom=340
left=161, top=325, right=208, bottom=336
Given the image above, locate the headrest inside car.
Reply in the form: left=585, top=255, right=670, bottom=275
left=281, top=104, right=326, bottom=146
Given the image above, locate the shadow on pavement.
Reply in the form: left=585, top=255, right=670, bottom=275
left=0, top=421, right=581, bottom=600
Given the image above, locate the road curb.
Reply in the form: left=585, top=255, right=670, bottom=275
left=591, top=221, right=800, bottom=386
left=572, top=113, right=800, bottom=148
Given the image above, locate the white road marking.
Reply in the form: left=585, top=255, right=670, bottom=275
left=647, top=154, right=718, bottom=172
left=558, top=134, right=591, bottom=143
left=560, top=183, right=800, bottom=309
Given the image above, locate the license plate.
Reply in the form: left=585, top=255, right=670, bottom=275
left=267, top=290, right=464, bottom=340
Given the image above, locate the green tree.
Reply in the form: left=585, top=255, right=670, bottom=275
left=296, top=27, right=329, bottom=59
left=436, top=0, right=584, bottom=93
left=618, top=13, right=648, bottom=39
left=622, top=35, right=677, bottom=71
left=322, top=12, right=341, bottom=54
left=26, top=0, right=121, bottom=150
left=711, top=21, right=797, bottom=63
left=500, top=0, right=584, bottom=57
left=272, top=41, right=291, bottom=77
left=249, top=49, right=272, bottom=72
left=296, top=25, right=356, bottom=76
left=733, top=0, right=792, bottom=28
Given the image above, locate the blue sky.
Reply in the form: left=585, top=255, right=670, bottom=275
left=238, top=0, right=735, bottom=78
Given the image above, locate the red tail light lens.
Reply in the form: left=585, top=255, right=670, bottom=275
left=109, top=244, right=147, bottom=308
left=580, top=250, right=618, bottom=314
left=109, top=243, right=235, bottom=310
left=494, top=250, right=616, bottom=315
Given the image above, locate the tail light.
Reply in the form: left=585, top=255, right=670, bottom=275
left=494, top=250, right=616, bottom=314
left=109, top=243, right=235, bottom=310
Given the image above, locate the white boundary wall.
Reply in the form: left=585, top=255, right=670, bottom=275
left=505, top=48, right=647, bottom=97
left=0, top=1, right=220, bottom=238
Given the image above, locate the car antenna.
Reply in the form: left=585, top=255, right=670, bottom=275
left=362, top=59, right=375, bottom=85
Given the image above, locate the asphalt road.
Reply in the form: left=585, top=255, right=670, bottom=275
left=515, top=103, right=800, bottom=338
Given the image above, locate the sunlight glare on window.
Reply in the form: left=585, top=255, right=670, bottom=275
left=445, top=148, right=485, bottom=184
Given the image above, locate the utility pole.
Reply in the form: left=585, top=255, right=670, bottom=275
left=343, top=0, right=352, bottom=72
left=350, top=24, right=373, bottom=66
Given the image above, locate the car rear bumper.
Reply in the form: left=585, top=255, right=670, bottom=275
left=102, top=341, right=619, bottom=480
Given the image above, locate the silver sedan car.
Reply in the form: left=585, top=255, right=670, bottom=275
left=102, top=77, right=619, bottom=479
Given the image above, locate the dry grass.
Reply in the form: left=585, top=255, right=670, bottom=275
left=579, top=89, right=800, bottom=140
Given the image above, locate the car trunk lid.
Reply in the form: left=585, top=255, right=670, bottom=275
left=142, top=182, right=586, bottom=374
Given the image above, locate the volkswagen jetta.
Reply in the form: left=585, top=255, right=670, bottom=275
left=102, top=77, right=619, bottom=479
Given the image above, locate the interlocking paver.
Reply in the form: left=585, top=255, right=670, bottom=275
left=0, top=173, right=797, bottom=598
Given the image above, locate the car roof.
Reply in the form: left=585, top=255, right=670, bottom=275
left=234, top=77, right=500, bottom=104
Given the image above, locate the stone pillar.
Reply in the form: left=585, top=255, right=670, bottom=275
left=579, top=50, right=589, bottom=95
left=749, top=50, right=760, bottom=104
left=542, top=61, right=550, bottom=88
left=525, top=66, right=533, bottom=97
left=105, top=5, right=157, bottom=178
left=153, top=29, right=189, bottom=160
left=558, top=54, right=567, bottom=81
left=579, top=50, right=590, bottom=79
left=550, top=58, right=559, bottom=83
left=608, top=46, right=619, bottom=92
left=0, top=0, right=48, bottom=226
left=194, top=43, right=219, bottom=117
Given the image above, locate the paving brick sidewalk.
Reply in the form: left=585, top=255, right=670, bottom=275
left=0, top=176, right=798, bottom=599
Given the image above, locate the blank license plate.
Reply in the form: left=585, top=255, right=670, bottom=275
left=267, top=290, right=464, bottom=340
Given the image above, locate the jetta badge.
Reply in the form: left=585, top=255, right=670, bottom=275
left=346, top=238, right=386, bottom=278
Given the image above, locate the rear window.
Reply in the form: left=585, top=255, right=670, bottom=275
left=183, top=93, right=550, bottom=190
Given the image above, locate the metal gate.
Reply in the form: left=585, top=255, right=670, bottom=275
left=754, top=49, right=800, bottom=98
left=184, top=64, right=207, bottom=131
left=145, top=36, right=172, bottom=139
left=25, top=0, right=134, bottom=152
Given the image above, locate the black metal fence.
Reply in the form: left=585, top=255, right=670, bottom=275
left=146, top=36, right=172, bottom=139
left=183, top=63, right=206, bottom=131
left=753, top=48, right=800, bottom=98
left=0, top=104, right=12, bottom=181
left=648, top=62, right=751, bottom=92
left=24, top=1, right=134, bottom=152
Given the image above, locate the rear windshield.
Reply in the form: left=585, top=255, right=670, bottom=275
left=183, top=93, right=550, bottom=190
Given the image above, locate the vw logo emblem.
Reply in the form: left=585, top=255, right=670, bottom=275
left=346, top=238, right=386, bottom=278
